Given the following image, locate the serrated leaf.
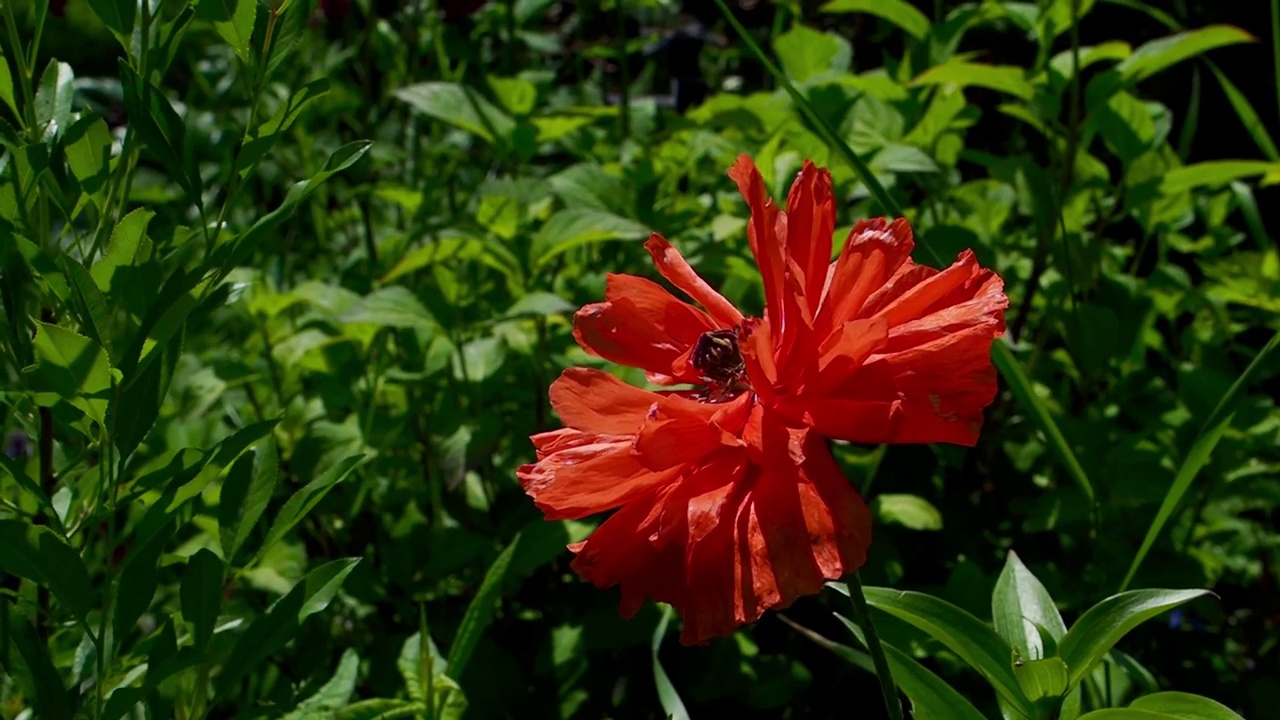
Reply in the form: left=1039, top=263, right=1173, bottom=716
left=215, top=0, right=257, bottom=64
left=88, top=0, right=136, bottom=36
left=28, top=322, right=113, bottom=425
left=531, top=208, right=649, bottom=269
left=35, top=61, right=74, bottom=141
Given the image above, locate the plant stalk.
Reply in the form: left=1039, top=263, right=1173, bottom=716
left=845, top=572, right=903, bottom=720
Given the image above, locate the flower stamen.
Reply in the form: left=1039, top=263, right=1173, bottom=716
left=692, top=329, right=751, bottom=402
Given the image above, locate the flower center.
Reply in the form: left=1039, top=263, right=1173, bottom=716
left=692, top=329, right=750, bottom=402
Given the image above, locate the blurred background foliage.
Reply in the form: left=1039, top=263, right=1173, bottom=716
left=2, top=0, right=1279, bottom=718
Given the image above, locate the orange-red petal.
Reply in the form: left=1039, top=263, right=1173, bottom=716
left=517, top=430, right=679, bottom=519
left=548, top=367, right=658, bottom=434
left=644, top=234, right=744, bottom=329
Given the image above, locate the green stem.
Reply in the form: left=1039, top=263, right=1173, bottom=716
left=845, top=572, right=903, bottom=720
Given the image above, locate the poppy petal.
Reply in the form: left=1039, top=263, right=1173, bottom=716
left=815, top=218, right=914, bottom=338
left=785, top=161, right=836, bottom=309
left=518, top=431, right=679, bottom=519
left=728, top=156, right=785, bottom=339
left=549, top=367, right=658, bottom=434
left=573, top=273, right=714, bottom=379
left=634, top=395, right=739, bottom=470
left=644, top=234, right=745, bottom=328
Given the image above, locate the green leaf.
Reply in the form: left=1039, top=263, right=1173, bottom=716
left=109, top=328, right=180, bottom=461
left=196, top=0, right=236, bottom=21
left=856, top=586, right=1032, bottom=715
left=395, top=82, right=515, bottom=144
left=253, top=454, right=364, bottom=563
left=113, top=521, right=174, bottom=643
left=27, top=322, right=114, bottom=426
left=0, top=520, right=94, bottom=623
left=835, top=616, right=988, bottom=720
left=652, top=605, right=691, bottom=720
left=1058, top=590, right=1212, bottom=689
left=1209, top=64, right=1280, bottom=160
left=1121, top=330, right=1280, bottom=589
left=338, top=287, right=437, bottom=332
left=88, top=0, right=136, bottom=36
left=1159, top=160, right=1280, bottom=194
left=1077, top=691, right=1245, bottom=720
left=3, top=605, right=73, bottom=719
left=487, top=76, right=538, bottom=115
left=992, top=550, right=1067, bottom=661
left=873, top=494, right=943, bottom=530
left=214, top=0, right=257, bottom=63
left=773, top=25, right=851, bottom=83
left=238, top=78, right=330, bottom=173
left=63, top=114, right=115, bottom=203
left=218, top=434, right=279, bottom=563
left=180, top=548, right=225, bottom=649
left=335, top=700, right=426, bottom=720
left=913, top=62, right=1036, bottom=100
left=820, top=0, right=931, bottom=41
left=92, top=208, right=155, bottom=294
left=1015, top=657, right=1070, bottom=701
left=58, top=253, right=115, bottom=362
left=1117, top=26, right=1254, bottom=84
left=216, top=558, right=362, bottom=696
left=282, top=649, right=361, bottom=719
left=532, top=208, right=649, bottom=269
left=35, top=61, right=74, bottom=142
left=446, top=534, right=521, bottom=679
left=118, top=61, right=198, bottom=200
left=0, top=59, right=18, bottom=119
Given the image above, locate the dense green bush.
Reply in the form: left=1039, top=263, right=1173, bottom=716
left=1, top=0, right=1277, bottom=718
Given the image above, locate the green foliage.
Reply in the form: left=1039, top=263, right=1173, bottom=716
left=0, top=0, right=1275, bottom=717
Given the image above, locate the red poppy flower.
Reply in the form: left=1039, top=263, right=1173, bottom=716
left=519, top=156, right=1007, bottom=644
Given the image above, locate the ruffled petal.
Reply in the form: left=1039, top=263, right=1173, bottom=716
left=644, top=234, right=744, bottom=329
left=549, top=367, right=658, bottom=434
left=634, top=395, right=740, bottom=470
left=518, top=431, right=678, bottom=519
left=815, top=218, right=914, bottom=339
left=572, top=273, right=714, bottom=379
left=728, top=156, right=785, bottom=340
left=785, top=161, right=836, bottom=311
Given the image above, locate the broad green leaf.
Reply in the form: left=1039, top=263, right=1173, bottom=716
left=338, top=287, right=437, bottom=332
left=1015, top=657, right=1069, bottom=701
left=35, top=61, right=74, bottom=141
left=1058, top=590, right=1212, bottom=688
left=215, top=0, right=257, bottom=62
left=181, top=549, right=225, bottom=649
left=913, top=62, right=1036, bottom=100
left=109, top=328, right=180, bottom=461
left=774, top=25, right=851, bottom=83
left=28, top=322, right=114, bottom=425
left=531, top=208, right=649, bottom=269
left=0, top=520, right=94, bottom=623
left=1042, top=0, right=1098, bottom=39
left=836, top=616, right=988, bottom=720
left=1117, top=26, right=1254, bottom=84
left=503, top=292, right=575, bottom=319
left=4, top=606, right=73, bottom=719
left=993, top=551, right=1067, bottom=661
left=88, top=0, right=136, bottom=36
left=1159, top=160, right=1280, bottom=194
left=215, top=558, right=362, bottom=696
left=113, top=521, right=173, bottom=643
left=487, top=76, right=538, bottom=115
left=395, top=82, right=515, bottom=144
left=254, top=454, right=364, bottom=563
left=1078, top=691, right=1245, bottom=720
left=447, top=534, right=521, bottom=679
left=1121, top=330, right=1280, bottom=589
left=92, top=208, right=155, bottom=294
left=218, top=434, right=280, bottom=562
left=652, top=605, right=691, bottom=720
left=820, top=0, right=931, bottom=41
left=855, top=586, right=1032, bottom=715
left=63, top=114, right=115, bottom=203
left=282, top=649, right=361, bottom=719
left=874, top=494, right=943, bottom=530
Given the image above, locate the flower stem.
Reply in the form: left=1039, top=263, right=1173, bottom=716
left=846, top=571, right=903, bottom=720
